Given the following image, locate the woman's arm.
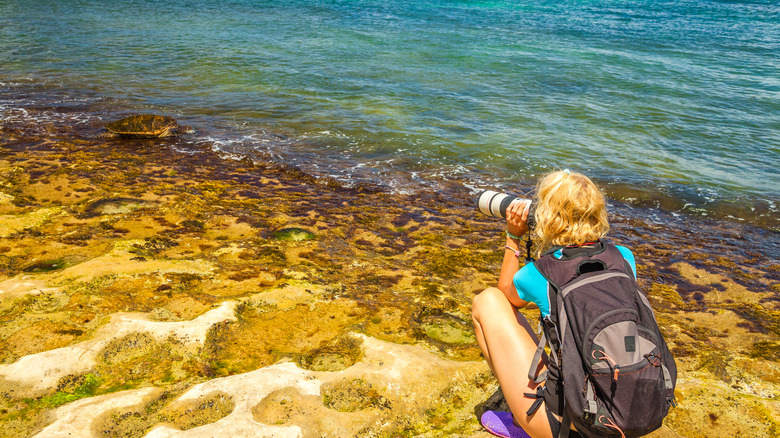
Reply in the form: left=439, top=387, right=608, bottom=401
left=497, top=200, right=531, bottom=308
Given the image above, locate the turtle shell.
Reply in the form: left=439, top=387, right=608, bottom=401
left=105, top=115, right=179, bottom=138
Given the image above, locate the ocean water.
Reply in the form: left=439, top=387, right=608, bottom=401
left=0, top=0, right=778, bottom=226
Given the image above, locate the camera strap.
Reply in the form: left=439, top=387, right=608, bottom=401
left=525, top=237, right=535, bottom=262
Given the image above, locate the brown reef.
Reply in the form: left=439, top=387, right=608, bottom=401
left=0, top=119, right=777, bottom=437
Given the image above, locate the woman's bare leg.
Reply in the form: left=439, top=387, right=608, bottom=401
left=472, top=287, right=553, bottom=438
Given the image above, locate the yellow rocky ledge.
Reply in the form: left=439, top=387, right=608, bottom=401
left=31, top=334, right=493, bottom=438
left=0, top=302, right=237, bottom=397
left=0, top=207, right=64, bottom=238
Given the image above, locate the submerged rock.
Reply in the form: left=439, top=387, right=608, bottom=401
left=83, top=198, right=159, bottom=218
left=101, top=115, right=195, bottom=138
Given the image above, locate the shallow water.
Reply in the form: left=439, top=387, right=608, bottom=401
left=0, top=0, right=778, bottom=226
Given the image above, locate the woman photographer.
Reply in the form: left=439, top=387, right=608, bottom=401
left=471, top=170, right=638, bottom=438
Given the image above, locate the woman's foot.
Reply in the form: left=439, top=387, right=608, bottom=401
left=480, top=411, right=532, bottom=438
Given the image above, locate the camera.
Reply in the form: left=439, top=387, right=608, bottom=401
left=476, top=190, right=534, bottom=226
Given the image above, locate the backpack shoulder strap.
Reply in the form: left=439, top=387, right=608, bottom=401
left=558, top=412, right=572, bottom=438
left=534, top=255, right=560, bottom=290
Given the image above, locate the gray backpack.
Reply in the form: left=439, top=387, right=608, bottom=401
left=526, top=242, right=676, bottom=438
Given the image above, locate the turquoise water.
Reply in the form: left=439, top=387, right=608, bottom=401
left=1, top=0, right=778, bottom=224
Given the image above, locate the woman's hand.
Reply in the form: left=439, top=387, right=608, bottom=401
left=506, top=199, right=531, bottom=239
left=498, top=199, right=531, bottom=307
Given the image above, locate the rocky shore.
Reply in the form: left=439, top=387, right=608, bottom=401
left=0, top=119, right=777, bottom=437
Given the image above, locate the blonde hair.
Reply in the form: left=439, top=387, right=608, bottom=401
left=532, top=170, right=609, bottom=256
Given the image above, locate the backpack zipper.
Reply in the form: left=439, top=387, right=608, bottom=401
left=559, top=271, right=633, bottom=298
left=580, top=308, right=638, bottom=362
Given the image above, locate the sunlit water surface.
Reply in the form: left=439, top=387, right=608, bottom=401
left=0, top=0, right=777, bottom=226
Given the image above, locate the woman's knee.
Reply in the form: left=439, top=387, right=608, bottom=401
left=472, top=287, right=506, bottom=319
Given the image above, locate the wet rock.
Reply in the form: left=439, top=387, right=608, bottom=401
left=298, top=335, right=364, bottom=372
left=83, top=197, right=159, bottom=218
left=99, top=332, right=157, bottom=365
left=0, top=207, right=63, bottom=237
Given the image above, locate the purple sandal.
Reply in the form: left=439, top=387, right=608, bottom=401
left=480, top=410, right=532, bottom=438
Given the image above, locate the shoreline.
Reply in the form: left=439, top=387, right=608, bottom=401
left=0, top=114, right=778, bottom=436
left=1, top=81, right=778, bottom=233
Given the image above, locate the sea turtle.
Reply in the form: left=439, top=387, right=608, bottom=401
left=100, top=114, right=195, bottom=138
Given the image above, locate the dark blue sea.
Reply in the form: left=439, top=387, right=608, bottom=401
left=1, top=0, right=778, bottom=228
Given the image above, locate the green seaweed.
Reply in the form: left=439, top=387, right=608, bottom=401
left=748, top=341, right=780, bottom=361
left=421, top=321, right=476, bottom=345
left=23, top=259, right=67, bottom=273
left=297, top=335, right=364, bottom=372
left=272, top=227, right=316, bottom=241
left=40, top=374, right=101, bottom=408
left=728, top=303, right=780, bottom=336
left=254, top=246, right=288, bottom=266
left=130, top=235, right=179, bottom=258
left=93, top=389, right=233, bottom=438
left=321, top=378, right=388, bottom=412
left=698, top=351, right=733, bottom=383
